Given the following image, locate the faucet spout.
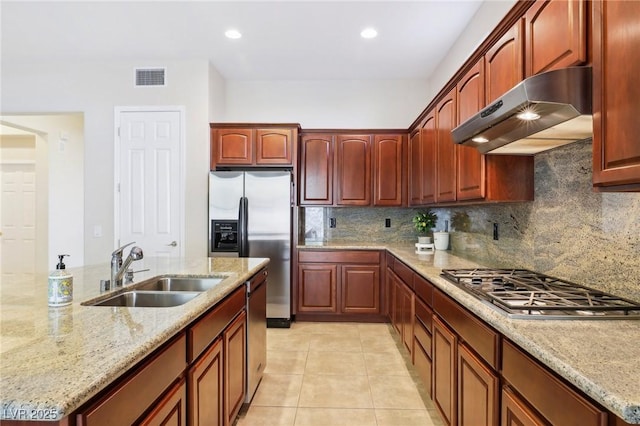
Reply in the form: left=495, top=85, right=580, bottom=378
left=111, top=243, right=144, bottom=287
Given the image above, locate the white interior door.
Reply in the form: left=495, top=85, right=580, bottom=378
left=0, top=164, right=36, bottom=283
left=117, top=110, right=182, bottom=258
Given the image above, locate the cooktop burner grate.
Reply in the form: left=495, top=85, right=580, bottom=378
left=440, top=268, right=640, bottom=319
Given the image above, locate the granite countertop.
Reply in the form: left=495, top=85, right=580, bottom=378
left=298, top=241, right=640, bottom=424
left=0, top=256, right=268, bottom=422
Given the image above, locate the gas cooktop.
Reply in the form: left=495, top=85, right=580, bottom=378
left=441, top=268, right=640, bottom=320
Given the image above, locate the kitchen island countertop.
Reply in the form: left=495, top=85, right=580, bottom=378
left=298, top=241, right=640, bottom=424
left=0, top=256, right=268, bottom=421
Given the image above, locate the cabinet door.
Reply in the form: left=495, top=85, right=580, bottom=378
left=485, top=20, right=524, bottom=104
left=435, top=89, right=457, bottom=203
left=458, top=344, right=499, bottom=426
left=256, top=129, right=293, bottom=165
left=224, top=312, right=246, bottom=426
left=421, top=112, right=437, bottom=205
left=501, top=387, right=545, bottom=426
left=213, top=129, right=253, bottom=166
left=456, top=59, right=486, bottom=201
left=336, top=134, right=372, bottom=206
left=373, top=134, right=403, bottom=206
left=297, top=264, right=338, bottom=313
left=341, top=265, right=380, bottom=314
left=187, top=338, right=223, bottom=426
left=592, top=0, right=640, bottom=189
left=433, top=316, right=457, bottom=426
left=140, top=379, right=187, bottom=426
left=525, top=0, right=587, bottom=77
left=408, top=129, right=422, bottom=206
left=300, top=134, right=333, bottom=205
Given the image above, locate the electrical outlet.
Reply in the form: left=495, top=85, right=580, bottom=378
left=493, top=223, right=499, bottom=240
left=329, top=218, right=336, bottom=228
left=385, top=218, right=391, bottom=228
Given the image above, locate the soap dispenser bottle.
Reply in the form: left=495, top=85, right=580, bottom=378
left=48, top=254, right=73, bottom=306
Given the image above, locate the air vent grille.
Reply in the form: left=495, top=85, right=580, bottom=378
left=135, top=68, right=166, bottom=87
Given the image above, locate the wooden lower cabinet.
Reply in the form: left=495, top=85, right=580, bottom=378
left=188, top=338, right=223, bottom=426
left=502, top=386, right=545, bottom=426
left=140, top=379, right=187, bottom=426
left=458, top=344, right=499, bottom=426
left=388, top=268, right=414, bottom=355
left=432, top=316, right=457, bottom=426
left=297, top=250, right=383, bottom=320
left=224, top=312, right=247, bottom=426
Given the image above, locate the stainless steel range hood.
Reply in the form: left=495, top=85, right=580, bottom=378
left=452, top=66, right=592, bottom=155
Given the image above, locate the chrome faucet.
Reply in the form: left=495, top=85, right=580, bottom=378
left=111, top=242, right=144, bottom=287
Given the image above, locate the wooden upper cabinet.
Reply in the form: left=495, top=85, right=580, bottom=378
left=210, top=124, right=298, bottom=169
left=435, top=89, right=457, bottom=203
left=212, top=128, right=253, bottom=166
left=256, top=129, right=293, bottom=165
left=299, top=134, right=333, bottom=205
left=525, top=0, right=587, bottom=77
left=336, top=134, right=372, bottom=206
left=456, top=60, right=486, bottom=201
left=408, top=129, right=422, bottom=206
left=373, top=134, right=404, bottom=206
left=592, top=0, right=640, bottom=190
left=485, top=19, right=524, bottom=104
left=421, top=112, right=437, bottom=205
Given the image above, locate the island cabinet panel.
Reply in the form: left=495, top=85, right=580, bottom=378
left=224, top=312, right=247, bottom=426
left=501, top=386, right=546, bottom=426
left=592, top=0, right=640, bottom=190
left=335, top=134, right=372, bottom=206
left=432, top=315, right=458, bottom=426
left=212, top=128, right=253, bottom=167
left=140, top=379, right=187, bottom=426
left=524, top=0, right=587, bottom=77
left=435, top=89, right=457, bottom=203
left=458, top=344, right=499, bottom=426
left=77, top=333, right=187, bottom=426
left=299, top=134, right=334, bottom=205
left=187, top=339, right=223, bottom=426
left=255, top=128, right=293, bottom=165
left=485, top=19, right=524, bottom=104
left=373, top=134, right=404, bottom=206
left=502, top=340, right=608, bottom=426
left=296, top=250, right=383, bottom=320
left=456, top=59, right=486, bottom=201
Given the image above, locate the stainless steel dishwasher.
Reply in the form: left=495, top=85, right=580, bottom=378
left=245, top=268, right=267, bottom=403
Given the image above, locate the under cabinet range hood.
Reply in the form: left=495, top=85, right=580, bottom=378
left=452, top=66, right=593, bottom=155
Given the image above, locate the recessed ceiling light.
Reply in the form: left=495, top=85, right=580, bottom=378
left=360, top=28, right=378, bottom=39
left=225, top=29, right=242, bottom=39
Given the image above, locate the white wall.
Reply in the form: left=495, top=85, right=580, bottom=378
left=223, top=79, right=430, bottom=128
left=208, top=64, right=226, bottom=122
left=1, top=59, right=211, bottom=266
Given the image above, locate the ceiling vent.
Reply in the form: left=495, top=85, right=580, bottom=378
left=135, top=68, right=166, bottom=87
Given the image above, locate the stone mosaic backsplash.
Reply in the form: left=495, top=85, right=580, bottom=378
left=301, top=139, right=640, bottom=301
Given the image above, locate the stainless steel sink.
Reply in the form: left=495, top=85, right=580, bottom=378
left=87, top=290, right=202, bottom=307
left=134, top=276, right=225, bottom=292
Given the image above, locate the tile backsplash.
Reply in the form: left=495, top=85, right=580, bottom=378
left=301, top=139, right=640, bottom=301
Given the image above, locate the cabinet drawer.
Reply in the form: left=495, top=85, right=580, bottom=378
left=413, top=337, right=433, bottom=399
left=393, top=259, right=414, bottom=289
left=77, top=333, right=186, bottom=426
left=414, top=296, right=433, bottom=332
left=298, top=250, right=380, bottom=264
left=502, top=340, right=607, bottom=426
left=433, top=289, right=499, bottom=369
left=189, top=286, right=245, bottom=362
left=413, top=273, right=433, bottom=306
left=414, top=316, right=432, bottom=358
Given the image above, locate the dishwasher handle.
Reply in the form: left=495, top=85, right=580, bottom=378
left=246, top=269, right=268, bottom=295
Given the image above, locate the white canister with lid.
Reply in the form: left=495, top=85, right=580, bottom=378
left=48, top=254, right=73, bottom=306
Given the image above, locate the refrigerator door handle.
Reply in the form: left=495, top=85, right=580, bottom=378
left=238, top=196, right=249, bottom=257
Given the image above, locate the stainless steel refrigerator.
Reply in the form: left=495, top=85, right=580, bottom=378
left=208, top=170, right=292, bottom=327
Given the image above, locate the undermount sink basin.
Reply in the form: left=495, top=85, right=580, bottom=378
left=134, top=276, right=225, bottom=292
left=87, top=290, right=202, bottom=307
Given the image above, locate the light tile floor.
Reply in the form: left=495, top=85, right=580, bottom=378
left=236, top=322, right=444, bottom=426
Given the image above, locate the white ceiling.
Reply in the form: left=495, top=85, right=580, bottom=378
left=1, top=0, right=487, bottom=81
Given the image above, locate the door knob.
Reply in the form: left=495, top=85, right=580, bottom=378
left=167, top=241, right=177, bottom=247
